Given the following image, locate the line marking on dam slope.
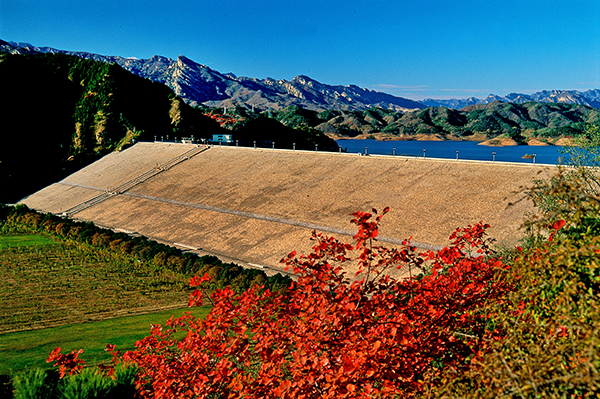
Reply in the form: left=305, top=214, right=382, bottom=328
left=58, top=180, right=443, bottom=251
left=121, top=192, right=444, bottom=251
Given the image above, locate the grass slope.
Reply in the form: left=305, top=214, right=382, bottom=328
left=0, top=231, right=211, bottom=374
left=0, top=306, right=210, bottom=374
left=0, top=234, right=55, bottom=248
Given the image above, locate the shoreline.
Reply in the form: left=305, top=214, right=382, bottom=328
left=332, top=134, right=575, bottom=147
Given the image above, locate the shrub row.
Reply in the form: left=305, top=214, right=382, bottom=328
left=0, top=204, right=292, bottom=294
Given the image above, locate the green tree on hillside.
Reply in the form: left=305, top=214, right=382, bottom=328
left=559, top=122, right=600, bottom=194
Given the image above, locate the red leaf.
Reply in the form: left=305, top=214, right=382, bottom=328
left=189, top=273, right=212, bottom=287
left=552, top=219, right=566, bottom=231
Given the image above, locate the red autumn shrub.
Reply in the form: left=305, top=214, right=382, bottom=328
left=97, top=208, right=509, bottom=398
left=47, top=347, right=85, bottom=378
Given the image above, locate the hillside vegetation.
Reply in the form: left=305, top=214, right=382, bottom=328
left=270, top=102, right=600, bottom=144
left=0, top=204, right=291, bottom=331
left=0, top=52, right=217, bottom=203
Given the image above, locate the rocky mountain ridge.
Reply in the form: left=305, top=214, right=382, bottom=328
left=3, top=40, right=599, bottom=111
left=1, top=40, right=424, bottom=112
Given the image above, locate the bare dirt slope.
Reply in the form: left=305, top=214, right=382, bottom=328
left=20, top=143, right=556, bottom=275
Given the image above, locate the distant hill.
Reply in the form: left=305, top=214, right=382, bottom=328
left=1, top=40, right=425, bottom=112
left=0, top=50, right=337, bottom=203
left=421, top=90, right=600, bottom=109
left=271, top=102, right=600, bottom=143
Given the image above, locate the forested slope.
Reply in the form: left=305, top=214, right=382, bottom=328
left=270, top=102, right=600, bottom=143
left=0, top=52, right=222, bottom=203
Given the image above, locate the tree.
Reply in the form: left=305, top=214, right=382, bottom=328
left=433, top=161, right=600, bottom=398
left=559, top=122, right=600, bottom=193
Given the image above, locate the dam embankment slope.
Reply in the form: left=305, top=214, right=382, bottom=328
left=20, top=142, right=556, bottom=274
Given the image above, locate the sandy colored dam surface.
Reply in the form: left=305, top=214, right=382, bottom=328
left=20, top=142, right=556, bottom=275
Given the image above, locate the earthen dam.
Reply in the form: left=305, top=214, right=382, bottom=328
left=20, top=142, right=556, bottom=276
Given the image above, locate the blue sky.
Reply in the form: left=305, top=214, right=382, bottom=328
left=2, top=0, right=599, bottom=100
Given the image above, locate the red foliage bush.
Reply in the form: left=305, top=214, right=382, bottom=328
left=206, top=111, right=238, bottom=128
left=99, top=208, right=509, bottom=398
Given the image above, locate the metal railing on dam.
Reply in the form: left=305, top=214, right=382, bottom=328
left=149, top=139, right=558, bottom=168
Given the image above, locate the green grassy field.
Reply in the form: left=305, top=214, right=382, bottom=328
left=0, top=306, right=210, bottom=374
left=0, top=234, right=55, bottom=248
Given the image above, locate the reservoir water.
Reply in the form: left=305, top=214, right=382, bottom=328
left=336, top=139, right=564, bottom=165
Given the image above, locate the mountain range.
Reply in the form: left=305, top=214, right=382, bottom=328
left=421, top=90, right=600, bottom=109
left=0, top=40, right=424, bottom=112
left=5, top=39, right=598, bottom=112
